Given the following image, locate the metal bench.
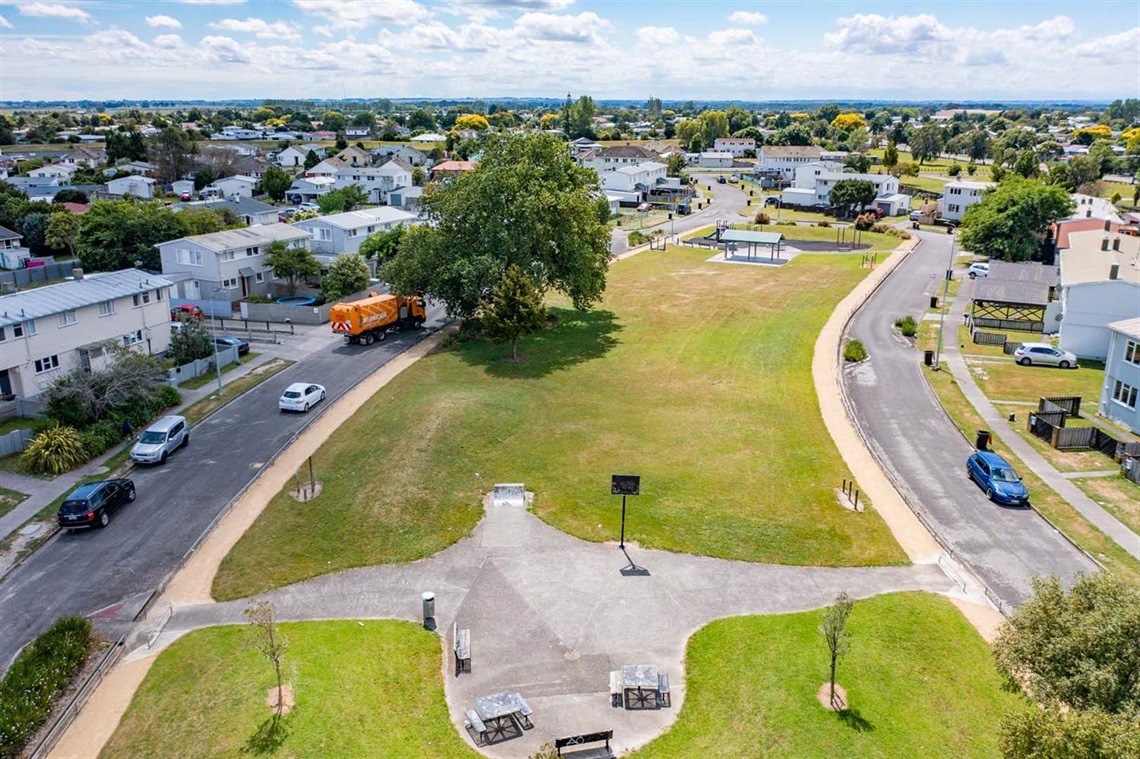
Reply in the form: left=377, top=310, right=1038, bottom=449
left=555, top=730, right=614, bottom=756
left=454, top=623, right=471, bottom=675
left=465, top=708, right=487, bottom=744
left=609, top=670, right=622, bottom=707
left=657, top=672, right=670, bottom=707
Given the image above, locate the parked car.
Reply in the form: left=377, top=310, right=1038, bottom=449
left=179, top=193, right=192, bottom=202
left=298, top=202, right=319, bottom=211
left=909, top=210, right=922, bottom=221
left=170, top=304, right=204, bottom=321
left=675, top=203, right=691, bottom=215
left=279, top=382, right=326, bottom=412
left=214, top=335, right=250, bottom=356
left=717, top=176, right=727, bottom=184
left=1013, top=342, right=1078, bottom=368
left=765, top=196, right=780, bottom=206
left=966, top=451, right=1029, bottom=506
left=729, top=174, right=739, bottom=183
left=966, top=262, right=990, bottom=279
left=57, top=478, right=135, bottom=530
left=130, top=415, right=190, bottom=465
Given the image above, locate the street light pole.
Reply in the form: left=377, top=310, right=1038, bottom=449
left=934, top=235, right=956, bottom=370
left=209, top=288, right=225, bottom=394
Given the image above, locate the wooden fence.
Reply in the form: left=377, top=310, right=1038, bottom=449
left=972, top=330, right=1008, bottom=346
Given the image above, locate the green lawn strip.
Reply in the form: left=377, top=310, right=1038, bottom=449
left=0, top=452, right=57, bottom=480
left=968, top=359, right=1106, bottom=405
left=633, top=592, right=1024, bottom=759
left=1101, top=181, right=1135, bottom=202
left=0, top=416, right=49, bottom=437
left=176, top=352, right=262, bottom=391
left=775, top=225, right=904, bottom=253
left=1072, top=474, right=1140, bottom=538
left=182, top=358, right=293, bottom=427
left=991, top=404, right=1115, bottom=474
left=214, top=248, right=904, bottom=601
left=0, top=486, right=29, bottom=520
left=100, top=620, right=479, bottom=759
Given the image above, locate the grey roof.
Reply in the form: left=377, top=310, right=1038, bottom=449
left=293, top=207, right=416, bottom=231
left=171, top=197, right=277, bottom=217
left=157, top=223, right=309, bottom=253
left=972, top=279, right=1050, bottom=306
left=0, top=268, right=173, bottom=327
left=393, top=186, right=423, bottom=198
left=988, top=260, right=1060, bottom=286
left=1107, top=317, right=1140, bottom=339
left=0, top=225, right=20, bottom=241
left=719, top=229, right=784, bottom=245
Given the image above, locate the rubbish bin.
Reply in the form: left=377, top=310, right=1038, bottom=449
left=924, top=350, right=934, bottom=366
left=975, top=430, right=991, bottom=451
left=929, top=296, right=939, bottom=309
left=421, top=591, right=435, bottom=626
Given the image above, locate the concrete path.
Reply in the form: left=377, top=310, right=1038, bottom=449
left=146, top=497, right=955, bottom=758
left=945, top=280, right=1140, bottom=560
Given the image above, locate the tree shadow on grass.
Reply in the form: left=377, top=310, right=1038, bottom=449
left=459, top=307, right=623, bottom=379
left=242, top=713, right=291, bottom=755
left=835, top=708, right=874, bottom=733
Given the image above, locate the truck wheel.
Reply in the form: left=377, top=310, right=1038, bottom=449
left=377, top=330, right=387, bottom=341
left=363, top=332, right=375, bottom=345
left=413, top=319, right=425, bottom=329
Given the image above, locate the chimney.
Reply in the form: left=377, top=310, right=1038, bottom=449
left=1109, top=263, right=1120, bottom=280
left=1113, top=238, right=1121, bottom=251
left=1101, top=237, right=1109, bottom=251
left=1104, top=219, right=1112, bottom=231
left=72, top=267, right=84, bottom=280
left=1086, top=209, right=1092, bottom=218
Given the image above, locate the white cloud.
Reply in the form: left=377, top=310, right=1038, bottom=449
left=727, top=11, right=767, bottom=26
left=1072, top=26, right=1140, bottom=62
left=292, top=0, right=427, bottom=29
left=514, top=11, right=608, bottom=44
left=825, top=13, right=950, bottom=54
left=201, top=35, right=252, bottom=64
left=384, top=21, right=503, bottom=52
left=211, top=17, right=302, bottom=42
left=153, top=34, right=185, bottom=49
left=145, top=15, right=182, bottom=30
left=0, top=14, right=12, bottom=29
left=17, top=3, right=90, bottom=23
left=313, top=24, right=332, bottom=38
left=707, top=28, right=761, bottom=46
left=636, top=25, right=679, bottom=47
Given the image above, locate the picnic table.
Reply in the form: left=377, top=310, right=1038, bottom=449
left=621, top=664, right=659, bottom=708
left=475, top=691, right=533, bottom=739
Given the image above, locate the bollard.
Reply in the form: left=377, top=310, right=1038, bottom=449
left=853, top=490, right=859, bottom=510
left=422, top=592, right=435, bottom=628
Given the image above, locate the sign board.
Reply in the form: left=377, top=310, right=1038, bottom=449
left=555, top=730, right=613, bottom=750
left=611, top=475, right=640, bottom=496
left=492, top=483, right=525, bottom=507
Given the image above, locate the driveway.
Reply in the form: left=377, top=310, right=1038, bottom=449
left=842, top=230, right=1096, bottom=608
left=0, top=306, right=450, bottom=672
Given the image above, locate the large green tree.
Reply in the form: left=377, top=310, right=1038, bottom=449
left=320, top=253, right=371, bottom=301
left=829, top=179, right=878, bottom=216
left=382, top=132, right=610, bottom=319
left=147, top=126, right=197, bottom=184
left=76, top=200, right=186, bottom=271
left=264, top=240, right=320, bottom=295
left=959, top=178, right=1075, bottom=261
left=480, top=264, right=547, bottom=361
left=909, top=124, right=945, bottom=164
left=358, top=225, right=405, bottom=262
left=259, top=164, right=292, bottom=201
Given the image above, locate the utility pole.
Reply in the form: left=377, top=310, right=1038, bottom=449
left=934, top=235, right=956, bottom=370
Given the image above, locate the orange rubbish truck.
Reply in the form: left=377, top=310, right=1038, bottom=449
left=329, top=293, right=427, bottom=345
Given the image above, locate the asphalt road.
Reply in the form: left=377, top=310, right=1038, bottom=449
left=843, top=230, right=1096, bottom=608
left=608, top=173, right=752, bottom=256
left=0, top=305, right=449, bottom=672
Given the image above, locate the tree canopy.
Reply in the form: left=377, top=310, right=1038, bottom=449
left=829, top=179, right=877, bottom=216
left=76, top=200, right=186, bottom=271
left=480, top=264, right=548, bottom=361
left=959, top=178, right=1075, bottom=261
left=382, top=132, right=610, bottom=319
left=321, top=253, right=371, bottom=301
left=264, top=240, right=320, bottom=295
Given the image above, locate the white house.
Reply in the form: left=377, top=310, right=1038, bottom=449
left=335, top=146, right=372, bottom=167
left=410, top=132, right=447, bottom=144
left=0, top=269, right=174, bottom=401
left=28, top=164, right=77, bottom=181
left=782, top=172, right=901, bottom=208
left=172, top=197, right=279, bottom=227
left=1065, top=194, right=1124, bottom=224
left=1099, top=317, right=1140, bottom=434
left=106, top=175, right=156, bottom=199
left=205, top=174, right=257, bottom=200
left=172, top=179, right=195, bottom=198
left=0, top=225, right=31, bottom=269
left=601, top=161, right=667, bottom=196
left=334, top=158, right=413, bottom=205
left=277, top=146, right=312, bottom=168
left=373, top=145, right=427, bottom=166
left=757, top=145, right=848, bottom=180
left=791, top=161, right=846, bottom=188
left=699, top=151, right=734, bottom=169
left=286, top=176, right=335, bottom=204
left=940, top=180, right=994, bottom=222
left=1057, top=230, right=1140, bottom=360
left=577, top=145, right=662, bottom=174
left=345, top=127, right=371, bottom=139
left=60, top=147, right=106, bottom=169
left=714, top=137, right=755, bottom=157
left=157, top=223, right=311, bottom=303
left=292, top=207, right=417, bottom=256
left=305, top=157, right=346, bottom=178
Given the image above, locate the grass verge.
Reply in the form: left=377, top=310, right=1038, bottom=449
left=176, top=352, right=262, bottom=391
left=182, top=358, right=293, bottom=427
left=0, top=486, right=29, bottom=520
left=214, top=248, right=905, bottom=601
left=100, top=620, right=478, bottom=759
left=632, top=592, right=1023, bottom=758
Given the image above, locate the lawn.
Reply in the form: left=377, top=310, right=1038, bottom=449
left=632, top=593, right=1024, bottom=759
left=777, top=225, right=905, bottom=253
left=966, top=358, right=1106, bottom=404
left=0, top=485, right=29, bottom=520
left=1073, top=474, right=1140, bottom=538
left=100, top=620, right=479, bottom=759
left=0, top=416, right=48, bottom=438
left=214, top=247, right=906, bottom=601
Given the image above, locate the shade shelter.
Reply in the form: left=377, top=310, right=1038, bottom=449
left=970, top=279, right=1051, bottom=333
left=716, top=229, right=784, bottom=261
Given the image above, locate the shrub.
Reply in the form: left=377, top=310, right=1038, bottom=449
left=894, top=315, right=918, bottom=337
left=753, top=211, right=770, bottom=225
left=154, top=383, right=182, bottom=410
left=22, top=425, right=87, bottom=475
left=817, top=220, right=831, bottom=228
left=0, top=616, right=91, bottom=756
left=627, top=230, right=649, bottom=246
left=843, top=339, right=868, bottom=362
left=853, top=212, right=877, bottom=231
left=243, top=294, right=273, bottom=304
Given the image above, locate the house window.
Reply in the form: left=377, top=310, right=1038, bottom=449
left=156, top=288, right=164, bottom=301
left=222, top=277, right=239, bottom=289
left=246, top=247, right=258, bottom=257
left=221, top=251, right=235, bottom=261
left=58, top=310, right=77, bottom=327
left=1113, top=380, right=1138, bottom=409
left=98, top=301, right=115, bottom=317
left=255, top=271, right=265, bottom=283
left=176, top=249, right=204, bottom=267
left=1124, top=340, right=1139, bottom=366
left=123, top=330, right=143, bottom=347
left=13, top=320, right=35, bottom=337
left=34, top=355, right=60, bottom=374
left=318, top=228, right=332, bottom=241
left=132, top=291, right=152, bottom=307
left=949, top=204, right=961, bottom=214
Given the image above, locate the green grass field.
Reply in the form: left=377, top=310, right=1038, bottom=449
left=100, top=620, right=479, bottom=759
left=633, top=593, right=1023, bottom=759
left=213, top=247, right=905, bottom=601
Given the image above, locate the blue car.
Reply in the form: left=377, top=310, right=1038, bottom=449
left=966, top=451, right=1029, bottom=506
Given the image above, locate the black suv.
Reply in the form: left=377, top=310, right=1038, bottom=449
left=57, top=479, right=135, bottom=530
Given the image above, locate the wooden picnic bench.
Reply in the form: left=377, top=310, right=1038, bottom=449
left=464, top=708, right=487, bottom=744
left=657, top=672, right=670, bottom=707
left=453, top=622, right=471, bottom=675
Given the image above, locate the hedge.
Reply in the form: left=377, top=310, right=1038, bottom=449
left=0, top=616, right=92, bottom=756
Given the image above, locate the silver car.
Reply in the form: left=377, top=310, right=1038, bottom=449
left=1013, top=343, right=1078, bottom=368
left=130, top=415, right=190, bottom=464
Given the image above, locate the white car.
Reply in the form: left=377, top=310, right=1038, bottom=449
left=967, top=262, right=990, bottom=279
left=1013, top=343, right=1078, bottom=369
left=278, top=382, right=326, bottom=412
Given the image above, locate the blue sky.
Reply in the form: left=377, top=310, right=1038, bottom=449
left=0, top=1, right=1137, bottom=101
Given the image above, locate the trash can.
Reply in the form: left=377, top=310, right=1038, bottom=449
left=929, top=296, right=939, bottom=309
left=975, top=430, right=991, bottom=451
left=924, top=350, right=934, bottom=366
left=421, top=591, right=435, bottom=626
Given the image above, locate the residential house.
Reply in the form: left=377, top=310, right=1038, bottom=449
left=939, top=180, right=995, bottom=222
left=310, top=130, right=337, bottom=141
left=171, top=197, right=278, bottom=227
left=345, top=127, right=372, bottom=139
left=0, top=269, right=173, bottom=401
left=601, top=161, right=667, bottom=203
left=277, top=145, right=313, bottom=168
left=757, top=145, right=831, bottom=180
left=576, top=145, right=662, bottom=174
left=1064, top=194, right=1123, bottom=224
left=286, top=176, right=335, bottom=204
left=28, top=164, right=77, bottom=181
left=172, top=179, right=195, bottom=198
left=204, top=174, right=257, bottom=200
left=1099, top=318, right=1140, bottom=434
left=374, top=144, right=427, bottom=166
left=781, top=171, right=901, bottom=208
left=569, top=137, right=602, bottom=154
left=388, top=185, right=422, bottom=211
left=430, top=160, right=476, bottom=181
left=699, top=151, right=734, bottom=169
left=455, top=129, right=480, bottom=141
left=157, top=223, right=311, bottom=303
left=410, top=133, right=447, bottom=144
left=120, top=160, right=156, bottom=176
left=0, top=226, right=31, bottom=269
left=106, top=175, right=156, bottom=199
left=1057, top=230, right=1140, bottom=359
left=292, top=207, right=417, bottom=256
left=60, top=147, right=106, bottom=169
left=335, top=146, right=372, bottom=167
left=306, top=157, right=346, bottom=178
left=714, top=137, right=755, bottom=157
left=232, top=156, right=268, bottom=180
left=335, top=158, right=413, bottom=205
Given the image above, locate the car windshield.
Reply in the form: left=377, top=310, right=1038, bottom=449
left=991, top=467, right=1019, bottom=483
left=139, top=431, right=166, bottom=444
left=60, top=500, right=90, bottom=515
left=283, top=391, right=301, bottom=399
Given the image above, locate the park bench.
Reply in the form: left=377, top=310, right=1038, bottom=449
left=555, top=730, right=614, bottom=757
left=518, top=699, right=534, bottom=730
left=453, top=623, right=471, bottom=674
left=464, top=708, right=487, bottom=744
left=657, top=672, right=670, bottom=707
left=609, top=670, right=622, bottom=706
